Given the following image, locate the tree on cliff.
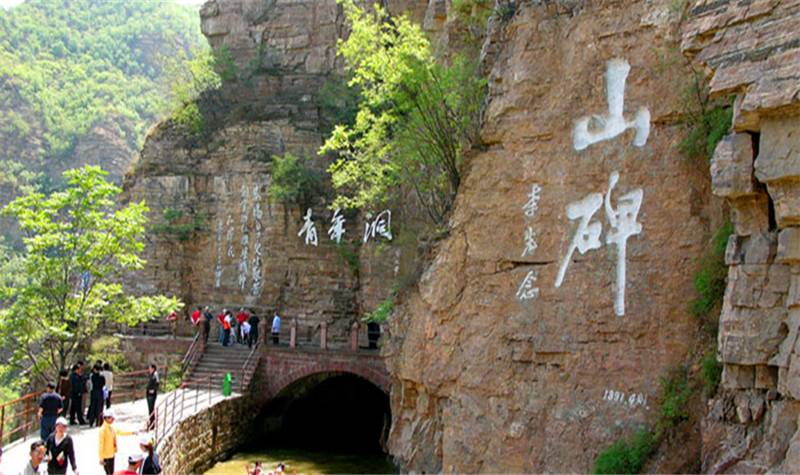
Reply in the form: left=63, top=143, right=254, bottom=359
left=321, top=0, right=485, bottom=226
left=0, top=166, right=181, bottom=386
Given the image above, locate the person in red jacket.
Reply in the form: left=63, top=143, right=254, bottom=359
left=216, top=309, right=226, bottom=344
left=236, top=308, right=249, bottom=344
left=191, top=306, right=201, bottom=326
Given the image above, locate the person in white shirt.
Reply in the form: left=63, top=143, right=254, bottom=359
left=241, top=320, right=251, bottom=345
left=101, top=363, right=114, bottom=409
left=271, top=314, right=281, bottom=345
left=18, top=441, right=46, bottom=475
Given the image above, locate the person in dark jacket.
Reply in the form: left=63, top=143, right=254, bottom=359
left=68, top=364, right=86, bottom=425
left=38, top=382, right=62, bottom=441
left=45, top=417, right=77, bottom=475
left=55, top=369, right=71, bottom=417
left=248, top=314, right=260, bottom=348
left=87, top=364, right=106, bottom=427
left=139, top=435, right=162, bottom=474
left=146, top=364, right=159, bottom=430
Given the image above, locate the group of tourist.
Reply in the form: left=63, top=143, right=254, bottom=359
left=248, top=462, right=292, bottom=475
left=45, top=360, right=115, bottom=436
left=0, top=361, right=163, bottom=475
left=191, top=306, right=269, bottom=348
left=4, top=422, right=161, bottom=475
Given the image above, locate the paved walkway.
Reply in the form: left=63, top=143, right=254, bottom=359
left=1, top=388, right=231, bottom=475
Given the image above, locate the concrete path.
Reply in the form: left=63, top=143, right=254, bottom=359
left=1, top=388, right=232, bottom=475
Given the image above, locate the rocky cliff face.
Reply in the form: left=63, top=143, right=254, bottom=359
left=126, top=0, right=800, bottom=471
left=122, top=0, right=417, bottom=342
left=682, top=0, right=800, bottom=472
left=386, top=1, right=717, bottom=472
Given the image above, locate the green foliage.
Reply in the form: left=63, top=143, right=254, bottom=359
left=322, top=0, right=486, bottom=226
left=163, top=47, right=225, bottom=136
left=690, top=222, right=733, bottom=332
left=0, top=0, right=206, bottom=158
left=0, top=165, right=182, bottom=385
left=152, top=207, right=207, bottom=242
left=363, top=295, right=394, bottom=324
left=268, top=154, right=324, bottom=209
left=162, top=360, right=184, bottom=393
left=593, top=429, right=656, bottom=474
left=319, top=76, right=361, bottom=134
left=701, top=351, right=723, bottom=398
left=678, top=69, right=733, bottom=161
left=86, top=335, right=132, bottom=373
left=594, top=366, right=694, bottom=473
left=336, top=241, right=361, bottom=276
left=451, top=0, right=492, bottom=31
left=656, top=365, right=692, bottom=433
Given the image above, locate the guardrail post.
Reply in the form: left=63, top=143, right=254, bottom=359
left=350, top=321, right=359, bottom=351
left=320, top=322, right=327, bottom=350
left=290, top=321, right=297, bottom=349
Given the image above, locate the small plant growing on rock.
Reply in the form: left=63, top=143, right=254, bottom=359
left=593, top=429, right=655, bottom=474
left=678, top=68, right=733, bottom=161
left=593, top=365, right=695, bottom=473
left=690, top=222, right=733, bottom=334
left=656, top=365, right=692, bottom=434
left=268, top=153, right=324, bottom=210
left=700, top=351, right=722, bottom=398
left=363, top=292, right=395, bottom=325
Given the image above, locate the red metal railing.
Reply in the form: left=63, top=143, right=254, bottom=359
left=239, top=338, right=261, bottom=393
left=0, top=392, right=40, bottom=447
left=113, top=366, right=168, bottom=405
left=0, top=366, right=166, bottom=447
left=181, top=332, right=205, bottom=376
left=150, top=373, right=222, bottom=450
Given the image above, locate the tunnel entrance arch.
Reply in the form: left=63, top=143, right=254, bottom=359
left=251, top=348, right=392, bottom=453
left=256, top=371, right=391, bottom=453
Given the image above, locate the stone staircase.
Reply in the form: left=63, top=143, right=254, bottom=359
left=182, top=342, right=258, bottom=391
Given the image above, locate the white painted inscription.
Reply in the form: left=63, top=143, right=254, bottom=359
left=363, top=210, right=392, bottom=243
left=225, top=214, right=234, bottom=258
left=517, top=183, right=543, bottom=303
left=214, top=217, right=223, bottom=288
left=604, top=172, right=643, bottom=316
left=555, top=172, right=643, bottom=316
left=298, top=208, right=319, bottom=247
left=238, top=184, right=250, bottom=292
left=328, top=208, right=346, bottom=244
left=516, top=270, right=540, bottom=301
left=522, top=184, right=542, bottom=218
left=602, top=389, right=647, bottom=409
left=573, top=58, right=650, bottom=151
left=555, top=192, right=603, bottom=288
left=251, top=184, right=264, bottom=297
left=521, top=226, right=538, bottom=257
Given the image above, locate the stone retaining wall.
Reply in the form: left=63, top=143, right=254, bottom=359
left=158, top=394, right=258, bottom=475
left=119, top=335, right=192, bottom=369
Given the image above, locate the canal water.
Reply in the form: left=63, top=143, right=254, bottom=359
left=204, top=447, right=398, bottom=474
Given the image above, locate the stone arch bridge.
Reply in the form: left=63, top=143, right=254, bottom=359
left=155, top=332, right=390, bottom=475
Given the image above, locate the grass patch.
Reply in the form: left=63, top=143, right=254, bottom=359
left=701, top=351, right=722, bottom=398
left=690, top=222, right=733, bottom=334
left=268, top=153, right=324, bottom=210
left=362, top=295, right=394, bottom=324
left=593, top=366, right=694, bottom=473
left=162, top=360, right=184, bottom=392
left=593, top=429, right=656, bottom=474
left=87, top=336, right=133, bottom=372
left=678, top=68, right=733, bottom=161
left=152, top=207, right=208, bottom=242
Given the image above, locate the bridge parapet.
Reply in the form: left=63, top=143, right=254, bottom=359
left=260, top=346, right=389, bottom=399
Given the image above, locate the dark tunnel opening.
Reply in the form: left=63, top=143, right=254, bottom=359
left=254, top=373, right=391, bottom=454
